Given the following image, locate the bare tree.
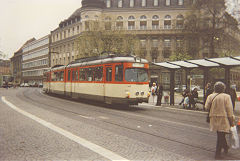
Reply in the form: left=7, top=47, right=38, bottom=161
left=75, top=20, right=140, bottom=59
left=184, top=0, right=240, bottom=58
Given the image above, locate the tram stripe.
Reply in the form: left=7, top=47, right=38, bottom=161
left=1, top=96, right=129, bottom=161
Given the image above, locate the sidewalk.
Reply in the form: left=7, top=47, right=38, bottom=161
left=141, top=94, right=240, bottom=117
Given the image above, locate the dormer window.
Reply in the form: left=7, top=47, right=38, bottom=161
left=178, top=0, right=183, bottom=5
left=166, top=0, right=170, bottom=6
left=118, top=0, right=123, bottom=7
left=106, top=0, right=111, bottom=8
left=130, top=0, right=134, bottom=7
left=153, top=0, right=159, bottom=6
left=141, top=0, right=146, bottom=7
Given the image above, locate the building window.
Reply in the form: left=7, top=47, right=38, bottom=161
left=152, top=39, right=159, bottom=48
left=152, top=15, right=159, bottom=30
left=105, top=17, right=112, bottom=30
left=164, top=38, right=171, bottom=48
left=118, top=0, right=123, bottom=7
left=116, top=16, right=124, bottom=29
left=128, top=16, right=135, bottom=30
left=106, top=0, right=111, bottom=8
left=85, top=21, right=90, bottom=31
left=176, top=37, right=184, bottom=48
left=142, top=0, right=146, bottom=7
left=140, top=39, right=146, bottom=48
left=130, top=0, right=134, bottom=7
left=163, top=49, right=171, bottom=58
left=153, top=0, right=159, bottom=6
left=166, top=0, right=170, bottom=6
left=164, top=15, right=171, bottom=29
left=140, top=15, right=147, bottom=30
left=176, top=15, right=184, bottom=29
left=178, top=0, right=183, bottom=5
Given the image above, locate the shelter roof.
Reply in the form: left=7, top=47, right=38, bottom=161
left=153, top=62, right=180, bottom=69
left=207, top=57, right=240, bottom=66
left=169, top=60, right=198, bottom=68
left=153, top=56, right=240, bottom=69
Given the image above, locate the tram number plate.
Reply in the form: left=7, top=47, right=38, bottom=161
left=133, top=63, right=144, bottom=67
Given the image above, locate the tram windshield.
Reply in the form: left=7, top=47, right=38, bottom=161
left=125, top=68, right=148, bottom=82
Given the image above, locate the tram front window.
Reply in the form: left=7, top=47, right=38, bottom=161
left=125, top=68, right=148, bottom=82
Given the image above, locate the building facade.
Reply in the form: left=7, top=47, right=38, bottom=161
left=0, top=59, right=10, bottom=75
left=10, top=49, right=22, bottom=85
left=49, top=0, right=240, bottom=89
left=21, top=35, right=49, bottom=86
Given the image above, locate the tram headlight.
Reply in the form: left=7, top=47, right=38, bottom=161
left=141, top=91, right=144, bottom=96
left=135, top=92, right=139, bottom=96
left=126, top=92, right=130, bottom=98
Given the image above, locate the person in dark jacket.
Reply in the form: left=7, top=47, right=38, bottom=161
left=189, top=88, right=198, bottom=109
left=229, top=87, right=237, bottom=111
left=205, top=83, right=213, bottom=99
left=156, top=84, right=163, bottom=106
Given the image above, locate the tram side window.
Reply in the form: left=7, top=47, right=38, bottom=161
left=106, top=67, right=112, bottom=81
left=60, top=71, right=64, bottom=81
left=68, top=70, right=71, bottom=81
left=52, top=72, right=57, bottom=81
left=94, top=66, right=103, bottom=81
left=86, top=68, right=93, bottom=81
left=79, top=68, right=86, bottom=81
left=115, top=65, right=123, bottom=81
left=72, top=70, right=76, bottom=81
left=75, top=70, right=79, bottom=81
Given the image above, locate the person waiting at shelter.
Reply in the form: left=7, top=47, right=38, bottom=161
left=189, top=87, right=198, bottom=109
left=229, top=86, right=237, bottom=111
left=151, top=82, right=157, bottom=105
left=156, top=84, right=163, bottom=106
left=179, top=89, right=189, bottom=106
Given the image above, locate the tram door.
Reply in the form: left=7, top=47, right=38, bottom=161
left=104, top=66, right=112, bottom=104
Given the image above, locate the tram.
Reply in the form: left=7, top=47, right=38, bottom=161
left=43, top=55, right=150, bottom=105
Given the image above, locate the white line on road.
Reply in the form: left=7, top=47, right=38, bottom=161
left=1, top=96, right=129, bottom=161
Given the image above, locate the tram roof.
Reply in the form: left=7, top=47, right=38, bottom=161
left=153, top=56, right=240, bottom=69
left=67, top=56, right=148, bottom=68
left=50, top=55, right=148, bottom=71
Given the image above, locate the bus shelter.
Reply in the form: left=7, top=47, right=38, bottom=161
left=152, top=56, right=240, bottom=108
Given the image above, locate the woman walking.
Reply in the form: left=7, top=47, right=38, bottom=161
left=205, top=81, right=235, bottom=160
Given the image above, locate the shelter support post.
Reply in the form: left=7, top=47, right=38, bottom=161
left=170, top=70, right=175, bottom=105
left=225, top=67, right=230, bottom=94
left=185, top=69, right=190, bottom=90
left=203, top=68, right=208, bottom=109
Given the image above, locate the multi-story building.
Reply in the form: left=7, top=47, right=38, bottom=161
left=49, top=0, right=240, bottom=89
left=0, top=59, right=10, bottom=75
left=10, top=49, right=22, bottom=85
left=21, top=35, right=49, bottom=86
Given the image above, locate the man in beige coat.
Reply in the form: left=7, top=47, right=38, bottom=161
left=205, top=81, right=234, bottom=160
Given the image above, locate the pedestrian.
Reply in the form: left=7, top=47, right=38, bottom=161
left=205, top=82, right=213, bottom=99
left=179, top=89, right=189, bottom=106
left=156, top=84, right=163, bottom=106
left=189, top=87, right=198, bottom=109
left=151, top=82, right=157, bottom=105
left=229, top=86, right=237, bottom=111
left=205, top=81, right=234, bottom=160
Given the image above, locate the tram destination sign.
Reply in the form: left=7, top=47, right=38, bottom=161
left=132, top=63, right=145, bottom=67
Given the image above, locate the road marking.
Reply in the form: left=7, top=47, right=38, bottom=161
left=1, top=96, right=129, bottom=161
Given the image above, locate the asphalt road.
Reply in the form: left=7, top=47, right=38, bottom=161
left=0, top=87, right=240, bottom=161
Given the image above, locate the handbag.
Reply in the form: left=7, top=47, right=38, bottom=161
left=229, top=126, right=239, bottom=149
left=206, top=93, right=220, bottom=123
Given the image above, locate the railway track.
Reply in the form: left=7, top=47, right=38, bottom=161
left=14, top=88, right=239, bottom=160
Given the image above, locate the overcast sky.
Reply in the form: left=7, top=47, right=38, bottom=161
left=0, top=0, right=82, bottom=59
left=0, top=0, right=238, bottom=60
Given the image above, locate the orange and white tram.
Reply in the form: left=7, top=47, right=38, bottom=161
left=43, top=55, right=150, bottom=105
